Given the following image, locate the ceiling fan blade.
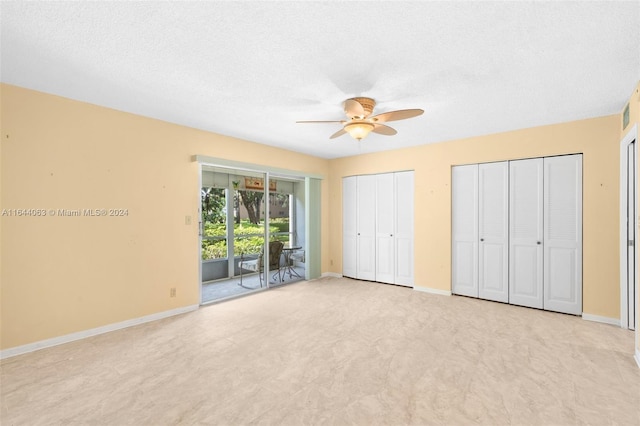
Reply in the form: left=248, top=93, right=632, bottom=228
left=370, top=109, right=424, bottom=123
left=344, top=99, right=365, bottom=119
left=330, top=129, right=347, bottom=139
left=296, top=120, right=344, bottom=124
left=372, top=123, right=397, bottom=136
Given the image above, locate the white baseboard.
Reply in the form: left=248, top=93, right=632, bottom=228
left=321, top=272, right=342, bottom=278
left=413, top=286, right=452, bottom=296
left=0, top=304, right=199, bottom=360
left=635, top=349, right=640, bottom=369
left=581, top=313, right=621, bottom=327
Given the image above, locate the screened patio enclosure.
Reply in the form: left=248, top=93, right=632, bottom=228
left=196, top=156, right=321, bottom=304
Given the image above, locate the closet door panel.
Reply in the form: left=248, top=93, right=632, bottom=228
left=547, top=248, right=578, bottom=301
left=452, top=165, right=479, bottom=297
left=376, top=238, right=394, bottom=282
left=481, top=243, right=507, bottom=294
left=509, top=158, right=544, bottom=309
left=478, top=162, right=509, bottom=303
left=543, top=155, right=582, bottom=315
left=358, top=235, right=376, bottom=280
left=394, top=171, right=414, bottom=286
left=395, top=237, right=413, bottom=286
left=376, top=173, right=395, bottom=284
left=357, top=175, right=377, bottom=281
left=342, top=176, right=357, bottom=279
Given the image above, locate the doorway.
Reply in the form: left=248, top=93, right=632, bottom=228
left=621, top=124, right=638, bottom=330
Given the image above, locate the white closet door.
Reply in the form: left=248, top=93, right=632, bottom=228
left=544, top=155, right=583, bottom=315
left=342, top=176, right=357, bottom=279
left=509, top=158, right=544, bottom=309
left=627, top=142, right=636, bottom=330
left=394, top=171, right=414, bottom=287
left=375, top=173, right=395, bottom=284
left=452, top=165, right=479, bottom=297
left=478, top=162, right=509, bottom=303
left=357, top=175, right=377, bottom=281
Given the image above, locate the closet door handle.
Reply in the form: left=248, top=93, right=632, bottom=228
left=480, top=238, right=484, bottom=242
left=537, top=241, right=541, bottom=245
left=390, top=234, right=393, bottom=237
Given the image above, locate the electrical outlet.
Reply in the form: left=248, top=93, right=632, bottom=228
left=330, top=259, right=334, bottom=266
left=170, top=288, right=176, bottom=298
left=185, top=215, right=192, bottom=225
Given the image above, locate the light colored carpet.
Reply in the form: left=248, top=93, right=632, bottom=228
left=1, top=277, right=639, bottom=425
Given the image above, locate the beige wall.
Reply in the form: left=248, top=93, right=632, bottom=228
left=2, top=80, right=638, bottom=353
left=0, top=84, right=330, bottom=350
left=328, top=114, right=621, bottom=319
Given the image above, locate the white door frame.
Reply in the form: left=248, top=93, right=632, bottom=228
left=620, top=123, right=638, bottom=330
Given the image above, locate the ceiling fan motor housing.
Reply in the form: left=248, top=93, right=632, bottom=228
left=351, top=97, right=376, bottom=117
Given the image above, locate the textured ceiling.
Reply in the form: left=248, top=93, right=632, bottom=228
left=1, top=1, right=639, bottom=159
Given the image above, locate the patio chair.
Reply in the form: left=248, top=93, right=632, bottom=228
left=284, top=248, right=305, bottom=280
left=289, top=248, right=305, bottom=264
left=238, top=241, right=284, bottom=289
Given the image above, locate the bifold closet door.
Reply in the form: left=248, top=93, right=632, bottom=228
left=543, top=155, right=582, bottom=315
left=478, top=162, right=509, bottom=303
left=346, top=172, right=414, bottom=285
left=356, top=175, right=377, bottom=281
left=394, top=171, right=414, bottom=286
left=374, top=171, right=415, bottom=286
left=342, top=176, right=357, bottom=279
left=509, top=158, right=544, bottom=309
left=452, top=165, right=479, bottom=297
left=375, top=173, right=395, bottom=284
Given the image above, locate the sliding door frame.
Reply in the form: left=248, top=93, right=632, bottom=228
left=194, top=155, right=323, bottom=302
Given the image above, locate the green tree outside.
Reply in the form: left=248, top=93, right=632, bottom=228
left=201, top=187, right=291, bottom=260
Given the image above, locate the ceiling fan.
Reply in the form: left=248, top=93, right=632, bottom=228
left=297, top=97, right=424, bottom=141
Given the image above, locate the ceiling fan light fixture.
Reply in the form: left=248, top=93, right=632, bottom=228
left=344, top=122, right=375, bottom=140
left=297, top=96, right=423, bottom=141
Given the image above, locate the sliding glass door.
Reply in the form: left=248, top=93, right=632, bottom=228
left=200, top=166, right=307, bottom=303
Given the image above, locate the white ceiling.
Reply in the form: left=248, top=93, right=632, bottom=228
left=1, top=1, right=639, bottom=159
